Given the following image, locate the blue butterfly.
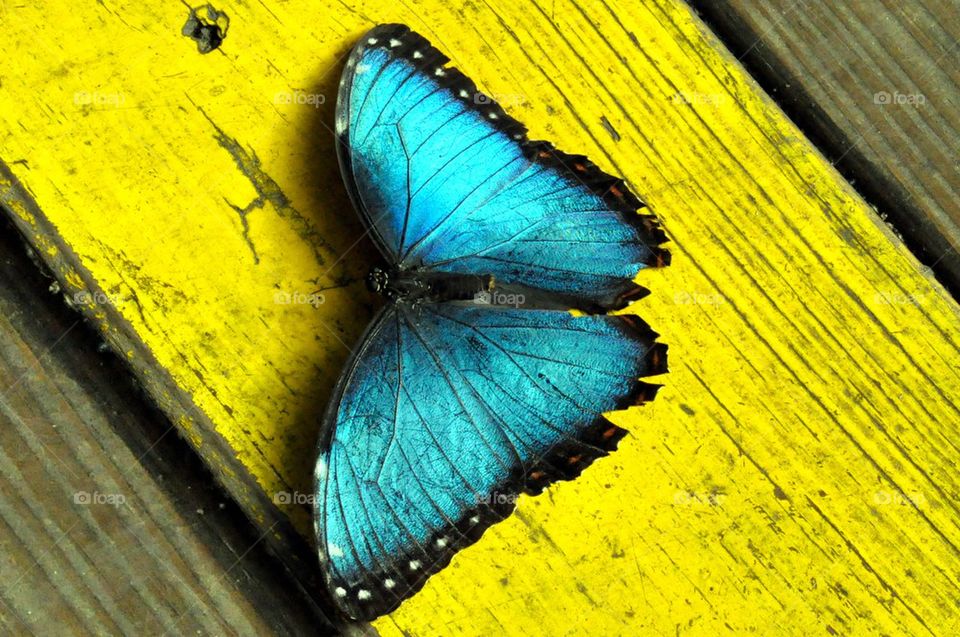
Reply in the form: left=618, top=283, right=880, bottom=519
left=315, top=24, right=669, bottom=620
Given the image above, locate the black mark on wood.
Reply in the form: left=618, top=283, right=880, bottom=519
left=600, top=115, right=621, bottom=142
left=182, top=3, right=229, bottom=54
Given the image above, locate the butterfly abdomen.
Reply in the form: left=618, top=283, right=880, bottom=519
left=422, top=271, right=495, bottom=303
left=370, top=267, right=495, bottom=304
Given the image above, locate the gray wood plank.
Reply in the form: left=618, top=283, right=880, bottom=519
left=0, top=216, right=339, bottom=635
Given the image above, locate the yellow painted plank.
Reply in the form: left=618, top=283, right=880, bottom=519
left=2, top=1, right=960, bottom=635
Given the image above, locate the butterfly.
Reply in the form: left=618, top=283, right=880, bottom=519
left=314, top=23, right=669, bottom=621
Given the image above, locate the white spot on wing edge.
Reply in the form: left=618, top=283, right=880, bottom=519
left=314, top=514, right=324, bottom=560
left=335, top=587, right=347, bottom=597
left=315, top=458, right=328, bottom=481
left=358, top=589, right=372, bottom=600
left=329, top=543, right=345, bottom=558
left=409, top=560, right=421, bottom=571
left=434, top=68, right=446, bottom=77
left=469, top=515, right=480, bottom=524
left=367, top=37, right=378, bottom=45
left=413, top=50, right=423, bottom=59
left=384, top=578, right=396, bottom=589
left=335, top=116, right=347, bottom=135
left=389, top=38, right=402, bottom=47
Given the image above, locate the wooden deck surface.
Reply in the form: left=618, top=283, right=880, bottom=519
left=693, top=0, right=960, bottom=300
left=1, top=0, right=958, bottom=635
left=0, top=218, right=333, bottom=633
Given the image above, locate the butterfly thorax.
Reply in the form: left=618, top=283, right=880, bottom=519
left=367, top=267, right=494, bottom=304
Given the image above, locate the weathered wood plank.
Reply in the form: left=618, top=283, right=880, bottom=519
left=691, top=0, right=960, bottom=297
left=0, top=217, right=333, bottom=633
left=1, top=0, right=959, bottom=635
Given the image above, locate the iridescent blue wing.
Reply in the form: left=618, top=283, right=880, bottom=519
left=335, top=24, right=669, bottom=311
left=314, top=304, right=665, bottom=619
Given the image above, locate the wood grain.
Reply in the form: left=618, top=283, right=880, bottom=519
left=0, top=0, right=958, bottom=634
left=692, top=0, right=960, bottom=297
left=0, top=217, right=335, bottom=634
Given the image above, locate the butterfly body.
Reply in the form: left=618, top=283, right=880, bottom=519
left=315, top=23, right=669, bottom=621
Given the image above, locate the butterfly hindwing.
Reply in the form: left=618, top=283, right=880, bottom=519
left=315, top=304, right=665, bottom=619
left=335, top=24, right=669, bottom=311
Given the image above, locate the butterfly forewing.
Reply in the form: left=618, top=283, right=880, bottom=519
left=335, top=24, right=668, bottom=312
